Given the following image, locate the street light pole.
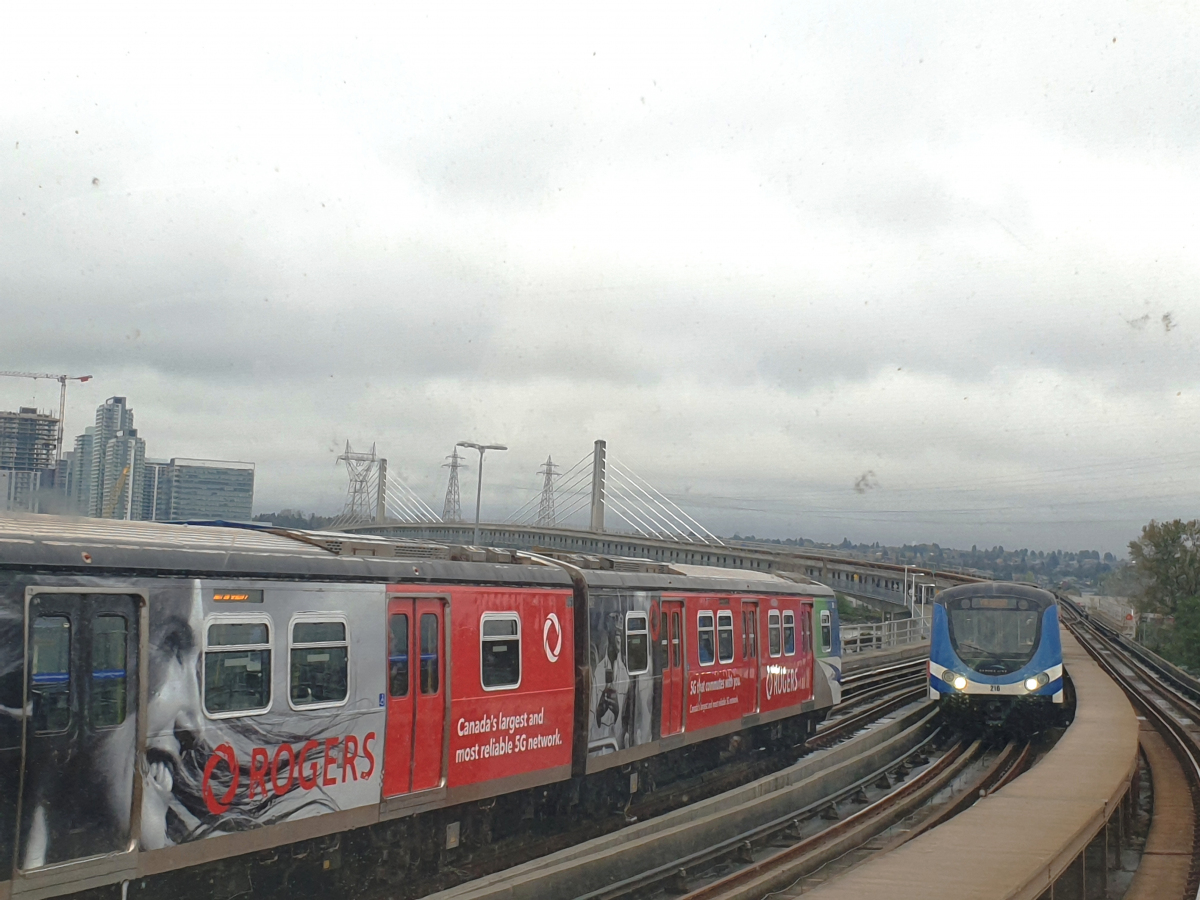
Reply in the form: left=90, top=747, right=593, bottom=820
left=457, top=441, right=507, bottom=546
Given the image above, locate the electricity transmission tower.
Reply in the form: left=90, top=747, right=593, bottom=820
left=442, top=447, right=466, bottom=522
left=336, top=442, right=378, bottom=524
left=536, top=456, right=560, bottom=528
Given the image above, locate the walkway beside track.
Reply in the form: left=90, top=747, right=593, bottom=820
left=803, top=629, right=1138, bottom=900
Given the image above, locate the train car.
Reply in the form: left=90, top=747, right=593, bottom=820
left=927, top=581, right=1063, bottom=729
left=0, top=515, right=839, bottom=900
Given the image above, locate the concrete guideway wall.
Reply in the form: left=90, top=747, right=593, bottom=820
left=805, top=628, right=1138, bottom=900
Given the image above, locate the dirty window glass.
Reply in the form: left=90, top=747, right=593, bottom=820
left=205, top=620, right=271, bottom=714
left=290, top=620, right=348, bottom=707
left=91, top=615, right=127, bottom=726
left=31, top=616, right=71, bottom=733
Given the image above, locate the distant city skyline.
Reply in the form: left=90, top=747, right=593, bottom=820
left=0, top=391, right=255, bottom=522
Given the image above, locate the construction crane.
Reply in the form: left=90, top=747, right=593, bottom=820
left=0, top=372, right=94, bottom=463
left=102, top=465, right=130, bottom=519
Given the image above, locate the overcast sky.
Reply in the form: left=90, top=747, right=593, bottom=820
left=3, top=3, right=1199, bottom=555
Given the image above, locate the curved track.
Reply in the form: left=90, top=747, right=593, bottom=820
left=1062, top=600, right=1200, bottom=900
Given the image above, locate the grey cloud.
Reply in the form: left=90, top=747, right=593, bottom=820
left=3, top=3, right=1200, bottom=556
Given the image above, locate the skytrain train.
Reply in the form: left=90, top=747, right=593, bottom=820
left=0, top=514, right=842, bottom=900
left=928, top=582, right=1064, bottom=729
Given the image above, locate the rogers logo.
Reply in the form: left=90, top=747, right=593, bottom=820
left=764, top=665, right=801, bottom=700
left=543, top=613, right=562, bottom=663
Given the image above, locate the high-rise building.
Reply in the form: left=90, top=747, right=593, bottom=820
left=141, top=459, right=173, bottom=522
left=63, top=396, right=256, bottom=522
left=165, top=458, right=254, bottom=520
left=98, top=428, right=146, bottom=520
left=87, top=397, right=138, bottom=518
left=0, top=407, right=59, bottom=472
left=54, top=450, right=75, bottom=503
left=71, top=427, right=96, bottom=514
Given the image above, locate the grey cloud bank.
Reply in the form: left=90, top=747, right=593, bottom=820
left=2, top=3, right=1199, bottom=555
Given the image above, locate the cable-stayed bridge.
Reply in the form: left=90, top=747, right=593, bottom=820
left=331, top=438, right=962, bottom=610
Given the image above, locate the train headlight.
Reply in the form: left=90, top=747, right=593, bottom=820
left=1024, top=673, right=1051, bottom=692
left=951, top=674, right=968, bottom=691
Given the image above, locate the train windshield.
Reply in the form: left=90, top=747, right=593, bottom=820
left=946, top=597, right=1042, bottom=674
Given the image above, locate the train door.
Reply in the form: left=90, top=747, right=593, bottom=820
left=740, top=601, right=760, bottom=713
left=384, top=596, right=447, bottom=797
left=18, top=591, right=141, bottom=871
left=802, top=605, right=814, bottom=692
left=660, top=600, right=685, bottom=736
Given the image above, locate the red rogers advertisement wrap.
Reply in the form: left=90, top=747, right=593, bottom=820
left=384, top=585, right=575, bottom=793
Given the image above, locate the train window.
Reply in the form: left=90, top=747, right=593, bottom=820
left=92, top=615, right=128, bottom=727
left=626, top=613, right=649, bottom=675
left=698, top=612, right=715, bottom=665
left=820, top=610, right=832, bottom=652
left=420, top=613, right=440, bottom=694
left=289, top=619, right=349, bottom=709
left=204, top=619, right=272, bottom=716
left=768, top=610, right=782, bottom=657
left=31, top=616, right=71, bottom=734
left=481, top=613, right=521, bottom=690
left=717, top=611, right=734, bottom=663
left=783, top=611, right=796, bottom=656
left=802, top=610, right=813, bottom=654
left=389, top=613, right=409, bottom=697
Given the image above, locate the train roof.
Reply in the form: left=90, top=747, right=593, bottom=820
left=935, top=581, right=1056, bottom=605
left=0, top=513, right=833, bottom=597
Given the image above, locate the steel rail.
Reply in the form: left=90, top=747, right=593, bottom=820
left=840, top=660, right=927, bottom=695
left=631, top=678, right=929, bottom=822
left=669, top=738, right=983, bottom=900
left=838, top=673, right=927, bottom=708
left=1063, top=605, right=1200, bottom=900
left=893, top=740, right=1031, bottom=843
left=841, top=659, right=927, bottom=683
left=576, top=730, right=960, bottom=900
left=809, top=685, right=928, bottom=749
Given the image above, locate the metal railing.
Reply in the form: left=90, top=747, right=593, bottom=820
left=841, top=617, right=930, bottom=655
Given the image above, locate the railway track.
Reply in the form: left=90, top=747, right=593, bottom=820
left=839, top=659, right=927, bottom=702
left=582, top=738, right=1032, bottom=900
left=422, top=657, right=933, bottom=900
left=1061, top=601, right=1200, bottom=900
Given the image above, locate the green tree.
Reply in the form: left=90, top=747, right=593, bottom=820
left=1162, top=596, right=1200, bottom=671
left=1128, top=519, right=1200, bottom=615
left=1098, top=564, right=1144, bottom=599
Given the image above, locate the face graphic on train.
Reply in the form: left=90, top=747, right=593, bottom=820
left=138, top=582, right=346, bottom=849
left=140, top=581, right=205, bottom=849
left=588, top=598, right=654, bottom=754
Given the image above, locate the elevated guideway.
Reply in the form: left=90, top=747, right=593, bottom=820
left=343, top=521, right=974, bottom=611
left=800, top=628, right=1139, bottom=900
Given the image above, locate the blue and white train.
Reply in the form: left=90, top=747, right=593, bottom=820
left=928, top=582, right=1064, bottom=727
